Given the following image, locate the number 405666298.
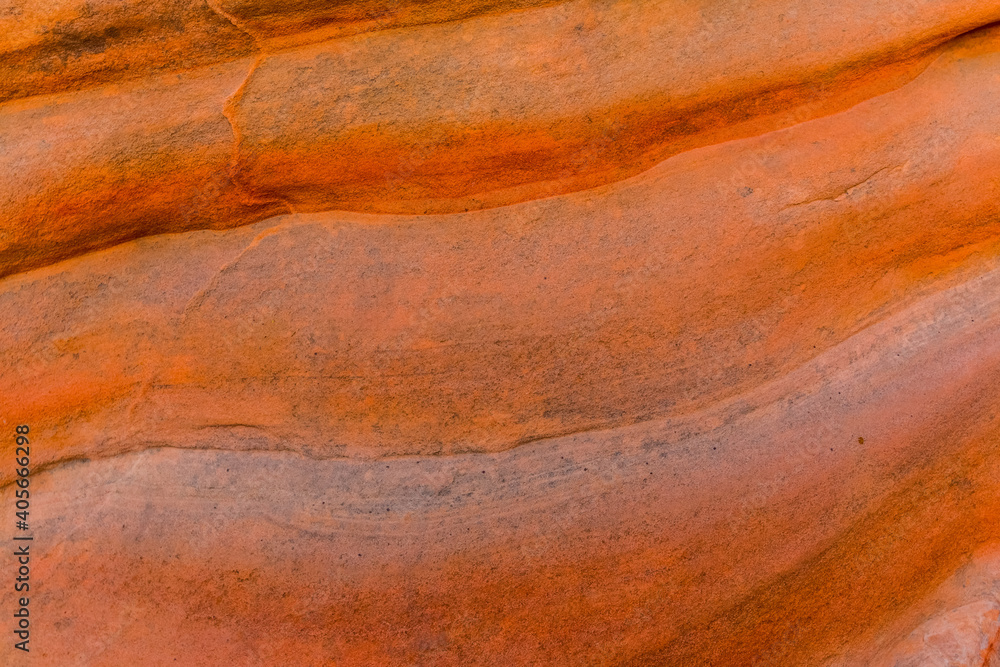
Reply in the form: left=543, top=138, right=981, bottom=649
left=15, top=425, right=30, bottom=513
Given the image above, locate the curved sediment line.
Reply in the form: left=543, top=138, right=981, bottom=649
left=7, top=243, right=1000, bottom=490
left=2, top=6, right=1000, bottom=279
left=6, top=24, right=1000, bottom=475
left=9, top=249, right=1000, bottom=506
left=0, top=35, right=945, bottom=279
left=7, top=263, right=1000, bottom=664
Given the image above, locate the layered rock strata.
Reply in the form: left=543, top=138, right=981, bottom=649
left=3, top=1, right=1000, bottom=665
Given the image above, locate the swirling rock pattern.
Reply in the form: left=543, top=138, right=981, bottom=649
left=2, top=1, right=1000, bottom=665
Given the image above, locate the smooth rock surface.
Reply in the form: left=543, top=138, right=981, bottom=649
left=6, top=0, right=1000, bottom=274
left=3, top=0, right=1000, bottom=665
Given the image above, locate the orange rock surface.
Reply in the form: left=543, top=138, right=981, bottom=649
left=3, top=1, right=1000, bottom=665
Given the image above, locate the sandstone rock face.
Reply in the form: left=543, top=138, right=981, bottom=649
left=3, top=1, right=1000, bottom=665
